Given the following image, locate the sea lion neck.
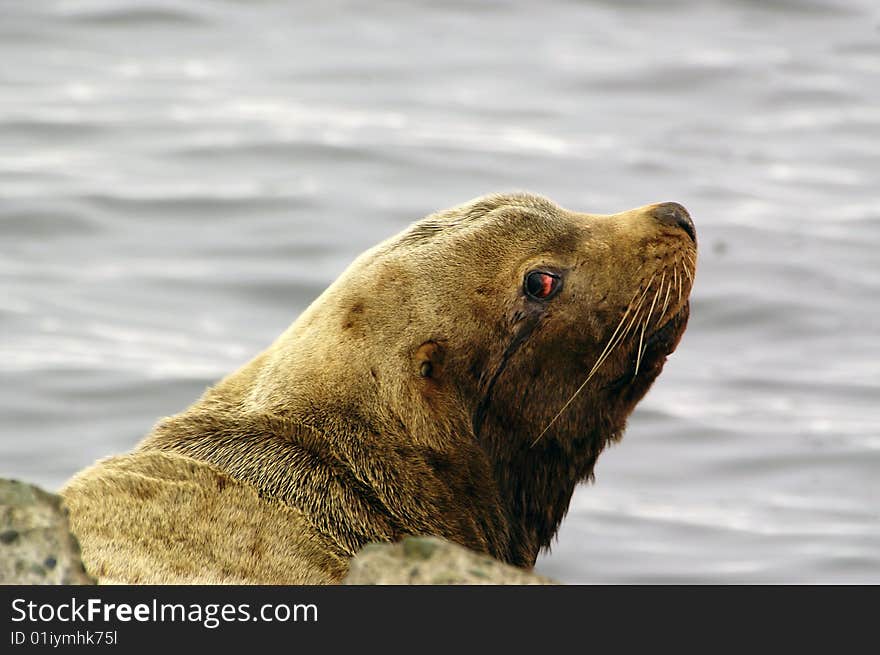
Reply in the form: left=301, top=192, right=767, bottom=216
left=476, top=403, right=616, bottom=562
left=138, top=345, right=518, bottom=565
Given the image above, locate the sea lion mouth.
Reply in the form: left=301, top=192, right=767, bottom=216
left=644, top=301, right=689, bottom=356
left=603, top=301, right=689, bottom=393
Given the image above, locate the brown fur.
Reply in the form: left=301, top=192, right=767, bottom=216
left=61, top=192, right=696, bottom=583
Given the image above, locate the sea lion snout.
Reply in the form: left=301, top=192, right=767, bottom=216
left=647, top=201, right=696, bottom=243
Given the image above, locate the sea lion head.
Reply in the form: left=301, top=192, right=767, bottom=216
left=278, top=192, right=695, bottom=436
left=264, top=192, right=694, bottom=550
left=148, top=192, right=697, bottom=567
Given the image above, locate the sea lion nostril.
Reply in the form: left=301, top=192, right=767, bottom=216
left=651, top=202, right=696, bottom=242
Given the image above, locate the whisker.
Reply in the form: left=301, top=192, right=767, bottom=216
left=646, top=284, right=661, bottom=328
left=617, top=275, right=655, bottom=342
left=633, top=322, right=647, bottom=377
left=585, top=318, right=635, bottom=388
left=586, top=295, right=647, bottom=383
left=594, top=296, right=647, bottom=374
left=594, top=274, right=655, bottom=365
left=633, top=289, right=660, bottom=377
left=655, top=271, right=666, bottom=321
left=683, top=261, right=694, bottom=284
left=676, top=266, right=682, bottom=304
left=660, top=277, right=673, bottom=323
left=589, top=298, right=639, bottom=371
left=621, top=299, right=646, bottom=341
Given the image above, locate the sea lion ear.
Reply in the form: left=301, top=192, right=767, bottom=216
left=414, top=340, right=446, bottom=380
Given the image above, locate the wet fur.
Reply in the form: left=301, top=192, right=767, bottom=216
left=62, top=192, right=696, bottom=583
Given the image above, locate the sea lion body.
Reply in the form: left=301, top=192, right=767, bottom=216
left=61, top=193, right=696, bottom=584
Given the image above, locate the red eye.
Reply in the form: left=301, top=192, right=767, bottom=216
left=524, top=271, right=562, bottom=300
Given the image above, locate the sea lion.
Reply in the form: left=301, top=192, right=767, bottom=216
left=61, top=192, right=696, bottom=584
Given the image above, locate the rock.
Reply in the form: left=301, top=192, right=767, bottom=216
left=343, top=536, right=556, bottom=585
left=0, top=479, right=95, bottom=585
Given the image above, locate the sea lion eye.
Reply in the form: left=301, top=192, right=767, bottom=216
left=524, top=270, right=562, bottom=300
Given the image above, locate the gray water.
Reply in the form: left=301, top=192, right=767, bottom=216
left=2, top=0, right=878, bottom=583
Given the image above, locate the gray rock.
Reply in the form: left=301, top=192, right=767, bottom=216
left=343, top=536, right=556, bottom=585
left=0, top=479, right=95, bottom=585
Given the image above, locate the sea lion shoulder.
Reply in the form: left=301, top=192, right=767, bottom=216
left=61, top=450, right=348, bottom=584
